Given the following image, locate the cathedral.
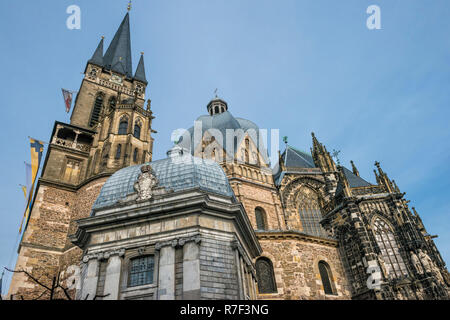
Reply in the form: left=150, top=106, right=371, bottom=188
left=8, top=12, right=449, bottom=300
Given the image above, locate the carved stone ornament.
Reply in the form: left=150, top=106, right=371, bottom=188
left=134, top=165, right=159, bottom=201
left=410, top=251, right=424, bottom=275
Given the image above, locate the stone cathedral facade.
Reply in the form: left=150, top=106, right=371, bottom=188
left=8, top=12, right=449, bottom=300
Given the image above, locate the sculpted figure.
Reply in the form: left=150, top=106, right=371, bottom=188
left=410, top=251, right=424, bottom=275
left=418, top=249, right=433, bottom=274
left=134, top=165, right=159, bottom=201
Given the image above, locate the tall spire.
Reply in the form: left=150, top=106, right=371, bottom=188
left=88, top=36, right=104, bottom=66
left=103, top=12, right=133, bottom=78
left=134, top=52, right=147, bottom=83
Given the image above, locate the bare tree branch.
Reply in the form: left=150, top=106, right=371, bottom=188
left=5, top=267, right=52, bottom=291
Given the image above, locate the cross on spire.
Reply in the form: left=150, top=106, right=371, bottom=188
left=332, top=149, right=341, bottom=166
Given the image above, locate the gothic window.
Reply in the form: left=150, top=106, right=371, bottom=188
left=297, top=186, right=329, bottom=238
left=373, top=217, right=408, bottom=279
left=129, top=256, right=155, bottom=287
left=255, top=207, right=267, bottom=230
left=256, top=258, right=277, bottom=294
left=318, top=261, right=336, bottom=295
left=89, top=94, right=104, bottom=127
left=134, top=122, right=141, bottom=139
left=115, top=144, right=122, bottom=159
left=119, top=117, right=128, bottom=135
left=133, top=148, right=139, bottom=162
left=245, top=150, right=249, bottom=164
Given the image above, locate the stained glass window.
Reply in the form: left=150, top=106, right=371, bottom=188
left=373, top=217, right=408, bottom=279
left=129, top=256, right=154, bottom=287
left=297, top=186, right=329, bottom=238
left=256, top=258, right=277, bottom=294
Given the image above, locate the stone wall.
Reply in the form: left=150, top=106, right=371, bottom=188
left=8, top=177, right=107, bottom=300
left=257, top=238, right=351, bottom=300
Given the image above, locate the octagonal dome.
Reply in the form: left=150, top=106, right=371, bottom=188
left=92, top=147, right=234, bottom=211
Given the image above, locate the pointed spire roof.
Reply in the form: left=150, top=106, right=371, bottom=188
left=103, top=12, right=133, bottom=77
left=89, top=37, right=104, bottom=66
left=134, top=53, right=147, bottom=83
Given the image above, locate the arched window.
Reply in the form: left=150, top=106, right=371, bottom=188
left=256, top=258, right=277, bottom=294
left=118, top=117, right=128, bottom=135
left=215, top=106, right=219, bottom=114
left=133, top=148, right=139, bottom=162
left=318, top=261, right=335, bottom=295
left=89, top=94, right=104, bottom=127
left=297, top=186, right=329, bottom=238
left=134, top=121, right=141, bottom=139
left=255, top=207, right=267, bottom=230
left=115, top=144, right=122, bottom=159
left=128, top=256, right=155, bottom=287
left=373, top=217, right=408, bottom=278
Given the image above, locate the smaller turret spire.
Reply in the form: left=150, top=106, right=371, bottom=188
left=89, top=36, right=104, bottom=66
left=134, top=52, right=147, bottom=84
left=374, top=161, right=394, bottom=193
left=311, top=132, right=336, bottom=172
left=350, top=160, right=360, bottom=177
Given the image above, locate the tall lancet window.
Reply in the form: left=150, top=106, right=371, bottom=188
left=89, top=94, right=104, bottom=127
left=134, top=119, right=142, bottom=139
left=297, top=186, right=329, bottom=238
left=119, top=117, right=128, bottom=135
left=373, top=217, right=408, bottom=278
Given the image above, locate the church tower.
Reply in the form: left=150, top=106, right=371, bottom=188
left=8, top=11, right=155, bottom=300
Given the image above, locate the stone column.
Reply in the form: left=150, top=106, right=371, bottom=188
left=103, top=253, right=123, bottom=300
left=156, top=240, right=177, bottom=300
left=79, top=256, right=99, bottom=300
left=181, top=236, right=202, bottom=300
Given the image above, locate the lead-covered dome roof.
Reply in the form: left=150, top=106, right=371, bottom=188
left=177, top=109, right=270, bottom=164
left=92, top=147, right=234, bottom=211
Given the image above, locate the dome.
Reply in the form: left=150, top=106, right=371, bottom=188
left=92, top=148, right=234, bottom=211
left=177, top=110, right=270, bottom=164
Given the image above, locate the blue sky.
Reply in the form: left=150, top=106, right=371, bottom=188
left=0, top=0, right=449, bottom=295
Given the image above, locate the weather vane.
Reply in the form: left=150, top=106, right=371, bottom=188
left=214, top=88, right=218, bottom=98
left=127, top=1, right=132, bottom=11
left=332, top=149, right=341, bottom=166
left=282, top=136, right=288, bottom=144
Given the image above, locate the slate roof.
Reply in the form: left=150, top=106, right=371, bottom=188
left=283, top=145, right=316, bottom=168
left=103, top=13, right=133, bottom=78
left=134, top=54, right=147, bottom=83
left=342, top=166, right=372, bottom=188
left=89, top=37, right=104, bottom=66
